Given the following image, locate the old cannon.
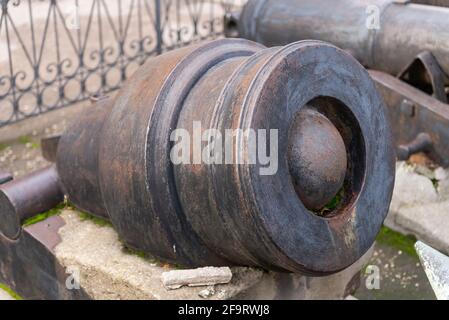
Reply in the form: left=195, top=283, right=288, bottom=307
left=0, top=39, right=395, bottom=275
left=232, top=0, right=449, bottom=83
left=229, top=0, right=449, bottom=166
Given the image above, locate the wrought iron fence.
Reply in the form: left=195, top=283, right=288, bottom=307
left=0, top=0, right=245, bottom=127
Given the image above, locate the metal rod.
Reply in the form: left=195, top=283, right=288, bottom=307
left=397, top=133, right=433, bottom=161
left=0, top=165, right=64, bottom=240
left=0, top=172, right=13, bottom=185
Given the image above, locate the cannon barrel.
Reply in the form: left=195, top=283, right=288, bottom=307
left=412, top=0, right=449, bottom=7
left=233, top=0, right=449, bottom=82
left=0, top=39, right=395, bottom=275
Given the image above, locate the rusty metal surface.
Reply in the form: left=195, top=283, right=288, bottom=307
left=0, top=216, right=90, bottom=300
left=57, top=99, right=113, bottom=218
left=1, top=39, right=395, bottom=276
left=398, top=51, right=447, bottom=104
left=412, top=0, right=449, bottom=6
left=397, top=133, right=433, bottom=161
left=370, top=70, right=449, bottom=166
left=0, top=165, right=64, bottom=240
left=41, top=135, right=61, bottom=163
left=234, top=0, right=449, bottom=84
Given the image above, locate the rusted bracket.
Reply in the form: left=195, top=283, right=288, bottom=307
left=0, top=216, right=90, bottom=300
left=0, top=172, right=12, bottom=185
left=396, top=133, right=432, bottom=161
left=41, top=135, right=61, bottom=163
left=370, top=70, right=449, bottom=166
left=0, top=165, right=64, bottom=240
left=398, top=51, right=448, bottom=104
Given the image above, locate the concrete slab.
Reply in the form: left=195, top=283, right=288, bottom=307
left=53, top=210, right=373, bottom=300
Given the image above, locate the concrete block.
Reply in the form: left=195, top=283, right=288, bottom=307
left=53, top=209, right=373, bottom=300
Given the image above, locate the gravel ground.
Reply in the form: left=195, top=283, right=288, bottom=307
left=355, top=242, right=436, bottom=300
left=0, top=124, right=65, bottom=177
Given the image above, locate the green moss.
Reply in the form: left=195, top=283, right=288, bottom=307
left=0, top=283, right=23, bottom=300
left=18, top=136, right=40, bottom=149
left=30, top=142, right=41, bottom=149
left=22, top=202, right=66, bottom=227
left=376, top=226, right=418, bottom=258
left=122, top=246, right=185, bottom=268
left=316, top=187, right=345, bottom=216
left=125, top=247, right=148, bottom=259
left=18, top=136, right=32, bottom=145
left=78, top=211, right=112, bottom=227
left=123, top=246, right=161, bottom=264
left=431, top=178, right=439, bottom=190
left=0, top=143, right=8, bottom=151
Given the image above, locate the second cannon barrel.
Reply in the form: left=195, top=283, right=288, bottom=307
left=233, top=0, right=449, bottom=82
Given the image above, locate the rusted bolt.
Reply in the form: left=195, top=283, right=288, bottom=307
left=400, top=99, right=416, bottom=117
left=397, top=132, right=433, bottom=160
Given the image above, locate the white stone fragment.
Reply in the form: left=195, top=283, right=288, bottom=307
left=438, top=178, right=449, bottom=201
left=198, top=286, right=215, bottom=299
left=161, top=267, right=233, bottom=290
left=435, top=167, right=448, bottom=181
left=415, top=241, right=449, bottom=300
left=389, top=162, right=438, bottom=214
left=414, top=164, right=435, bottom=180
left=0, top=288, right=13, bottom=300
